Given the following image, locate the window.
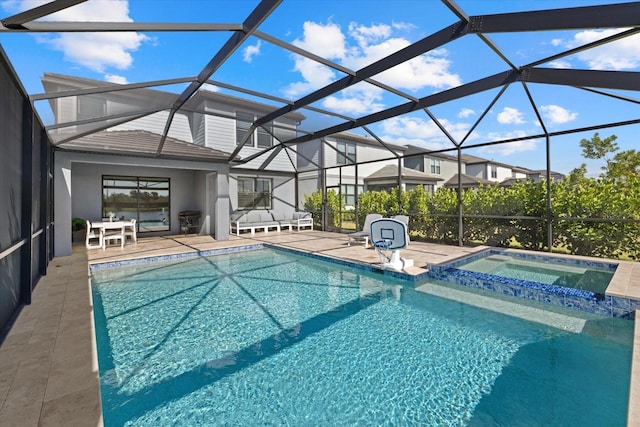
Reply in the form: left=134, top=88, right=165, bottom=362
left=406, top=183, right=435, bottom=194
left=102, top=176, right=170, bottom=233
left=430, top=158, right=441, bottom=174
left=337, top=141, right=356, bottom=165
left=77, top=95, right=106, bottom=121
left=236, top=111, right=254, bottom=146
left=340, top=184, right=363, bottom=207
left=238, top=177, right=272, bottom=209
left=256, top=122, right=273, bottom=148
left=491, top=165, right=498, bottom=179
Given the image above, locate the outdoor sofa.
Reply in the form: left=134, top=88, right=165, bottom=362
left=230, top=210, right=313, bottom=235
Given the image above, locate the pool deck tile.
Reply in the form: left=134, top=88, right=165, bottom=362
left=0, top=231, right=638, bottom=426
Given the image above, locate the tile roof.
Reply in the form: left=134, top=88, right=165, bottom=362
left=365, top=164, right=443, bottom=181
left=55, top=130, right=232, bottom=161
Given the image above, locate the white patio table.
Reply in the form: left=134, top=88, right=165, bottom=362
left=90, top=220, right=135, bottom=249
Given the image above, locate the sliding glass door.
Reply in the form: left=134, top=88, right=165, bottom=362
left=102, top=176, right=170, bottom=232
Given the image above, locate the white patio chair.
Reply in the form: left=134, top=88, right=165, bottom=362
left=347, top=213, right=382, bottom=248
left=85, top=220, right=103, bottom=249
left=124, top=219, right=137, bottom=243
left=102, top=222, right=125, bottom=250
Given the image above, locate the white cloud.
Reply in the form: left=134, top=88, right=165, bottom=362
left=348, top=22, right=392, bottom=49
left=391, top=21, right=417, bottom=32
left=561, top=29, right=640, bottom=70
left=548, top=60, right=572, bottom=69
left=283, top=21, right=345, bottom=98
left=379, top=115, right=476, bottom=149
left=283, top=59, right=337, bottom=98
left=104, top=74, right=127, bottom=84
left=322, top=84, right=385, bottom=115
left=283, top=20, right=461, bottom=113
left=479, top=131, right=538, bottom=155
left=4, top=0, right=149, bottom=73
left=458, top=108, right=474, bottom=118
left=540, top=104, right=577, bottom=124
left=497, top=107, right=525, bottom=125
left=242, top=41, right=262, bottom=63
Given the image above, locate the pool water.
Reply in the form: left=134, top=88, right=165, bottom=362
left=90, top=248, right=633, bottom=426
left=455, top=254, right=616, bottom=294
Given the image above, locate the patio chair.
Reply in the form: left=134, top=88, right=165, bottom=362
left=102, top=222, right=125, bottom=250
left=124, top=219, right=137, bottom=243
left=347, top=213, right=382, bottom=248
left=85, top=220, right=103, bottom=249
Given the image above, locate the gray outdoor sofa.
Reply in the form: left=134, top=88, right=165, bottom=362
left=230, top=210, right=313, bottom=236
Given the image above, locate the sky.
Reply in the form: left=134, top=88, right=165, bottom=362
left=1, top=0, right=639, bottom=176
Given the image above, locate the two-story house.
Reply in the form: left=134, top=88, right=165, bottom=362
left=43, top=72, right=304, bottom=256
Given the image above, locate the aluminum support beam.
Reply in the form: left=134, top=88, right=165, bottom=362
left=283, top=70, right=520, bottom=145
left=250, top=22, right=471, bottom=131
left=30, top=77, right=194, bottom=101
left=157, top=0, right=281, bottom=155
left=524, top=68, right=640, bottom=91
left=1, top=22, right=242, bottom=32
left=468, top=2, right=640, bottom=33
left=1, top=0, right=86, bottom=28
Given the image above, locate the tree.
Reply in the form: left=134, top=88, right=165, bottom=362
left=608, top=149, right=640, bottom=180
left=579, top=132, right=618, bottom=177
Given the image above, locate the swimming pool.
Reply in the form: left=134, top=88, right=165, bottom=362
left=90, top=247, right=633, bottom=426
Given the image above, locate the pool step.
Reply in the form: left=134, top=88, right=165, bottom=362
left=483, top=254, right=588, bottom=275
left=415, top=282, right=587, bottom=333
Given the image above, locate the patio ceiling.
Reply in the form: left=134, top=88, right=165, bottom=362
left=2, top=0, right=640, bottom=173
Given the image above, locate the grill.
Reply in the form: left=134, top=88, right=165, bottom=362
left=178, top=210, right=201, bottom=235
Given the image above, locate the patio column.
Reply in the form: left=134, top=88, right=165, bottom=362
left=213, top=171, right=230, bottom=240
left=53, top=153, right=72, bottom=256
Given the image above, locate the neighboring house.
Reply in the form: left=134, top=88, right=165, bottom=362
left=461, top=153, right=529, bottom=183
left=405, top=146, right=563, bottom=190
left=297, top=132, right=406, bottom=208
left=43, top=72, right=304, bottom=256
left=498, top=170, right=566, bottom=186
left=363, top=164, right=443, bottom=193
left=404, top=145, right=463, bottom=191
left=443, top=173, right=493, bottom=189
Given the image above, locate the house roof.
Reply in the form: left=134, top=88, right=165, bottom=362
left=42, top=72, right=306, bottom=124
left=403, top=145, right=459, bottom=161
left=56, top=130, right=232, bottom=162
left=526, top=169, right=566, bottom=178
left=365, top=164, right=443, bottom=182
left=326, top=132, right=407, bottom=152
left=443, top=173, right=494, bottom=187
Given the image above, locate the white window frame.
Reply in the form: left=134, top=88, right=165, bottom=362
left=337, top=141, right=356, bottom=165
left=430, top=158, right=441, bottom=174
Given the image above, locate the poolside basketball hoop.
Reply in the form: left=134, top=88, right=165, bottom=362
left=370, top=218, right=414, bottom=271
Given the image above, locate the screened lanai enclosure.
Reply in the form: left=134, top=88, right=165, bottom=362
left=1, top=0, right=640, bottom=335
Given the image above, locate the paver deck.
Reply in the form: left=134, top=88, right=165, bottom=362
left=0, top=231, right=637, bottom=426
